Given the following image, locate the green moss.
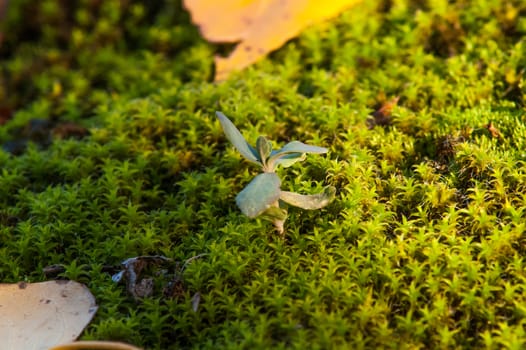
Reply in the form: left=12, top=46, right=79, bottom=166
left=2, top=0, right=526, bottom=348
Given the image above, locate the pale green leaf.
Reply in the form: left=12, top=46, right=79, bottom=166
left=273, top=153, right=306, bottom=168
left=256, top=136, right=273, bottom=161
left=267, top=141, right=327, bottom=170
left=259, top=206, right=288, bottom=222
left=276, top=141, right=327, bottom=155
left=236, top=173, right=281, bottom=218
left=279, top=186, right=336, bottom=210
left=216, top=111, right=260, bottom=164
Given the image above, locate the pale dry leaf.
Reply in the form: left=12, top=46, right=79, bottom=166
left=0, top=280, right=98, bottom=350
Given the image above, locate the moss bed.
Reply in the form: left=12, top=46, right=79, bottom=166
left=1, top=0, right=526, bottom=349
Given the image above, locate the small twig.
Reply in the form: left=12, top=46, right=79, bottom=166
left=181, top=253, right=208, bottom=273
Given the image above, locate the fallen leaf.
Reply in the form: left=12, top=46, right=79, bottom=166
left=184, top=0, right=362, bottom=81
left=0, top=280, right=98, bottom=350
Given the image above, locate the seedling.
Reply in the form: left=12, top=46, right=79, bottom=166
left=216, top=111, right=335, bottom=234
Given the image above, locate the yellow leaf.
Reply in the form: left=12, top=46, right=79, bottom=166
left=184, top=0, right=362, bottom=81
left=184, top=0, right=268, bottom=42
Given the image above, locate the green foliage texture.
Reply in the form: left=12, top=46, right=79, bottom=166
left=1, top=0, right=526, bottom=348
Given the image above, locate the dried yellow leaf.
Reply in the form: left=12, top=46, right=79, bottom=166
left=184, top=0, right=362, bottom=81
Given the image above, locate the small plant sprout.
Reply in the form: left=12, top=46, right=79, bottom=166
left=216, top=111, right=336, bottom=234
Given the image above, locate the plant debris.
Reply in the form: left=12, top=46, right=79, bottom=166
left=112, top=254, right=207, bottom=300
left=485, top=121, right=502, bottom=138
left=368, top=96, right=400, bottom=128
left=112, top=255, right=173, bottom=300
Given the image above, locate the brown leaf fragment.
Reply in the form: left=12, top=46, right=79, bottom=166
left=368, top=96, right=400, bottom=128
left=485, top=121, right=501, bottom=138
